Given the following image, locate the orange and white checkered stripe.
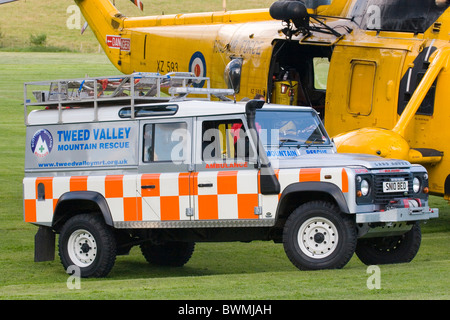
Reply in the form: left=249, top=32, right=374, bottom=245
left=23, top=168, right=349, bottom=226
left=194, top=170, right=260, bottom=220
left=24, top=175, right=140, bottom=224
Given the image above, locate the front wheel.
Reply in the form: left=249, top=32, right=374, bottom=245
left=355, top=223, right=422, bottom=265
left=283, top=201, right=357, bottom=270
left=59, top=214, right=117, bottom=278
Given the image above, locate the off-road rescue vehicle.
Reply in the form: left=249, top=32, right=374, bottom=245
left=23, top=73, right=438, bottom=277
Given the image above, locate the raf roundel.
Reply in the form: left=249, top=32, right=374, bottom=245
left=189, top=51, right=207, bottom=88
left=31, top=129, right=53, bottom=158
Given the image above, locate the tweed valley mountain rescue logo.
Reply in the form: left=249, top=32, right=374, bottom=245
left=31, top=129, right=53, bottom=158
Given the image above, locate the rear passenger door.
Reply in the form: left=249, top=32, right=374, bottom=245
left=193, top=115, right=260, bottom=222
left=138, top=118, right=194, bottom=223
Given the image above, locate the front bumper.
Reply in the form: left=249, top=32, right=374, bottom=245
left=355, top=206, right=439, bottom=223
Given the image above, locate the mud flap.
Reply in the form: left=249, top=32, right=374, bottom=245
left=34, top=226, right=55, bottom=262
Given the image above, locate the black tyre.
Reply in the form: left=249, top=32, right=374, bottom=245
left=355, top=223, right=422, bottom=265
left=283, top=201, right=357, bottom=270
left=59, top=214, right=117, bottom=278
left=140, top=241, right=195, bottom=267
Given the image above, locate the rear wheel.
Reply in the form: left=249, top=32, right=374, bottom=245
left=355, top=223, right=422, bottom=265
left=140, top=241, right=195, bottom=267
left=59, top=214, right=116, bottom=278
left=283, top=201, right=357, bottom=270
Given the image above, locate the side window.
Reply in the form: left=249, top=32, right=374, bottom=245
left=143, top=122, right=188, bottom=163
left=143, top=124, right=154, bottom=162
left=348, top=60, right=376, bottom=116
left=313, top=57, right=329, bottom=90
left=201, top=119, right=249, bottom=162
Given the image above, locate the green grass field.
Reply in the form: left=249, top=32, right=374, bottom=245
left=0, top=0, right=274, bottom=52
left=0, top=51, right=449, bottom=300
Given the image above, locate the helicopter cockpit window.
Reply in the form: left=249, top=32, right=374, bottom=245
left=303, top=0, right=331, bottom=9
left=351, top=0, right=450, bottom=33
left=436, top=0, right=450, bottom=8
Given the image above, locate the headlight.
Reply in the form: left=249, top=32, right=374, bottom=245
left=361, top=179, right=370, bottom=196
left=413, top=177, right=421, bottom=193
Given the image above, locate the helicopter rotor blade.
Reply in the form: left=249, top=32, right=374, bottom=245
left=81, top=21, right=89, bottom=35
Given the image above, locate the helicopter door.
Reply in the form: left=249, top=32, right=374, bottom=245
left=268, top=40, right=332, bottom=118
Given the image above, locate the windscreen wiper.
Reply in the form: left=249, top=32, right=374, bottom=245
left=279, top=138, right=302, bottom=148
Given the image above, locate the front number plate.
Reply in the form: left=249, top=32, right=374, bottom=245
left=383, top=181, right=408, bottom=193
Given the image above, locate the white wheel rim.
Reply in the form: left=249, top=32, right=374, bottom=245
left=297, top=217, right=339, bottom=259
left=67, top=229, right=97, bottom=267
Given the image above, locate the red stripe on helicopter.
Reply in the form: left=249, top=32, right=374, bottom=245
left=106, top=35, right=131, bottom=51
left=130, top=0, right=144, bottom=11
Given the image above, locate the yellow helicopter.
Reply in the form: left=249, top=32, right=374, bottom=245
left=75, top=0, right=450, bottom=201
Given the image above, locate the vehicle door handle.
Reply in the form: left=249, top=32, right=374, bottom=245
left=198, top=183, right=213, bottom=188
left=141, top=185, right=156, bottom=189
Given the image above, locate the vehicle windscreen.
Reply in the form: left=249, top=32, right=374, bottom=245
left=255, top=109, right=330, bottom=148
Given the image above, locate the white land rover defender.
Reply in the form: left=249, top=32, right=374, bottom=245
left=23, top=74, right=438, bottom=277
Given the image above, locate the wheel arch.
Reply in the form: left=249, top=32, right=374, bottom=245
left=52, top=191, right=114, bottom=232
left=275, top=182, right=350, bottom=222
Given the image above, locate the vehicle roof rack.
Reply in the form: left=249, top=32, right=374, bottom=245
left=24, top=72, right=235, bottom=124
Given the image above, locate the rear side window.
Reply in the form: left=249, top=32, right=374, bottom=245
left=143, top=122, right=188, bottom=163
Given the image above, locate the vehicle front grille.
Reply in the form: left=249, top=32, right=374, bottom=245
left=373, top=173, right=413, bottom=205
